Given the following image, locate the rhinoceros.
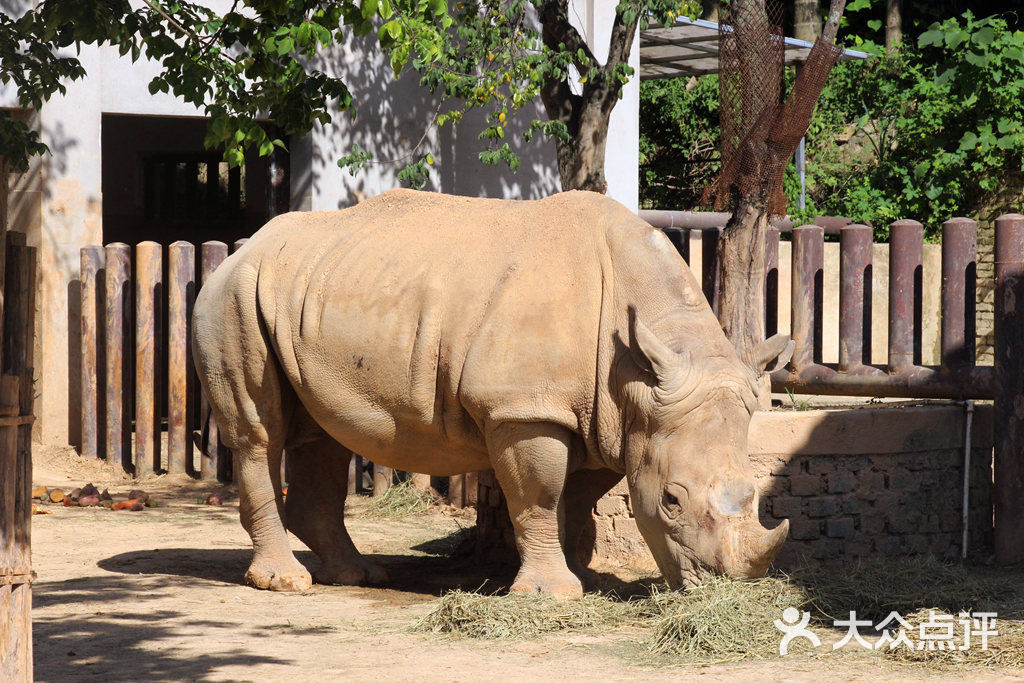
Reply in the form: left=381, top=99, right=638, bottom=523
left=192, top=189, right=792, bottom=597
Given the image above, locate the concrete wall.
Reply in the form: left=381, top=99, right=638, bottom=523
left=589, top=404, right=994, bottom=570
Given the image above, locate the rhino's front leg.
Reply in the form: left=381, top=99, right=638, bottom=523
left=486, top=421, right=582, bottom=600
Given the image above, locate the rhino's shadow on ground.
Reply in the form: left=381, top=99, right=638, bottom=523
left=94, top=527, right=657, bottom=599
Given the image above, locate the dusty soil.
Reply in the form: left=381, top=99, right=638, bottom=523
left=28, top=446, right=1022, bottom=681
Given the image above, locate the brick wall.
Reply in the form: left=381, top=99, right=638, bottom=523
left=588, top=404, right=994, bottom=570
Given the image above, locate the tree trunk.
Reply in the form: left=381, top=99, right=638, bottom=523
left=554, top=105, right=610, bottom=193
left=717, top=194, right=769, bottom=365
left=885, top=0, right=902, bottom=51
left=702, top=0, right=721, bottom=22
left=793, top=0, right=821, bottom=43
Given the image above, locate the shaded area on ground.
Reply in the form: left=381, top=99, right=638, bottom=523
left=33, top=575, right=288, bottom=681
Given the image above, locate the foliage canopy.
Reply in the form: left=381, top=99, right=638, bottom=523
left=640, top=10, right=1024, bottom=236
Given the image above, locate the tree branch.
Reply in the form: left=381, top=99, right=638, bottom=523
left=539, top=70, right=580, bottom=129
left=537, top=0, right=597, bottom=73
left=599, top=2, right=641, bottom=112
left=604, top=2, right=639, bottom=75
left=820, top=0, right=848, bottom=45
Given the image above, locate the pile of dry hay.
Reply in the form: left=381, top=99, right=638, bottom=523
left=642, top=576, right=809, bottom=660
left=364, top=479, right=440, bottom=518
left=412, top=556, right=1023, bottom=667
left=413, top=590, right=632, bottom=639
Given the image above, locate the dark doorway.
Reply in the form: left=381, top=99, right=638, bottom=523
left=101, top=114, right=283, bottom=246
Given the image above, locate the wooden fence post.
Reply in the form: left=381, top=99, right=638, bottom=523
left=80, top=246, right=103, bottom=458
left=0, top=375, right=29, bottom=682
left=1, top=237, right=35, bottom=681
left=104, top=244, right=131, bottom=471
left=168, top=242, right=195, bottom=475
left=889, top=220, right=924, bottom=373
left=135, top=242, right=162, bottom=475
left=448, top=474, right=464, bottom=507
left=200, top=241, right=228, bottom=480
left=701, top=227, right=721, bottom=315
left=994, top=214, right=1024, bottom=564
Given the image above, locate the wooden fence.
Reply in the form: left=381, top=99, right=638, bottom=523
left=77, top=239, right=475, bottom=503
left=1, top=232, right=38, bottom=681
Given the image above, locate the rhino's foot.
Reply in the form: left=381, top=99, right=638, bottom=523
left=510, top=566, right=583, bottom=600
left=313, top=559, right=388, bottom=586
left=245, top=557, right=313, bottom=592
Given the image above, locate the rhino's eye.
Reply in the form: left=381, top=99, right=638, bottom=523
left=664, top=491, right=680, bottom=507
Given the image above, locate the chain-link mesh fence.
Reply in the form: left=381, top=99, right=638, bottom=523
left=703, top=0, right=843, bottom=216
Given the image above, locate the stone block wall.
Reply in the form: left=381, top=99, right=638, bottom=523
left=589, top=404, right=994, bottom=570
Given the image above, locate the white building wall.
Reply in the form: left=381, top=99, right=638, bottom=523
left=579, top=0, right=640, bottom=212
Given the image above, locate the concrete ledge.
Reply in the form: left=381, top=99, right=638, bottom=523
left=750, top=403, right=993, bottom=456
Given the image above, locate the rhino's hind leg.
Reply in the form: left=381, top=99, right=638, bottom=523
left=285, top=438, right=387, bottom=586
left=236, top=442, right=314, bottom=592
left=486, top=421, right=583, bottom=600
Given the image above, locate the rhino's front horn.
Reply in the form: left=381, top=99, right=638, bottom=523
left=747, top=519, right=789, bottom=575
left=721, top=518, right=789, bottom=579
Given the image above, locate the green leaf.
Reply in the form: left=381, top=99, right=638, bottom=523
left=997, top=135, right=1020, bottom=150
left=945, top=30, right=969, bottom=49
left=973, top=27, right=996, bottom=46
left=361, top=0, right=379, bottom=21
left=867, top=19, right=882, bottom=32
left=918, top=29, right=944, bottom=47
left=964, top=51, right=990, bottom=67
left=958, top=132, right=978, bottom=151
left=934, top=67, right=957, bottom=85
left=276, top=37, right=294, bottom=55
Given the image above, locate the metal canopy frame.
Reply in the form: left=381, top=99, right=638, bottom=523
left=639, top=16, right=868, bottom=80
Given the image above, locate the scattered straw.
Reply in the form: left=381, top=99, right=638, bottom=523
left=409, top=558, right=1023, bottom=669
left=884, top=609, right=1024, bottom=669
left=639, top=575, right=810, bottom=661
left=412, top=590, right=631, bottom=639
left=364, top=479, right=440, bottom=518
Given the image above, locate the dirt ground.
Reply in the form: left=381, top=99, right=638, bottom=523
left=26, top=445, right=1024, bottom=682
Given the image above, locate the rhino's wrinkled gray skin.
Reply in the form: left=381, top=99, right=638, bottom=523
left=192, top=189, right=791, bottom=597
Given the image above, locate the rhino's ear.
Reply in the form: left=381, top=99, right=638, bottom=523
left=626, top=306, right=679, bottom=381
left=752, top=334, right=794, bottom=375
